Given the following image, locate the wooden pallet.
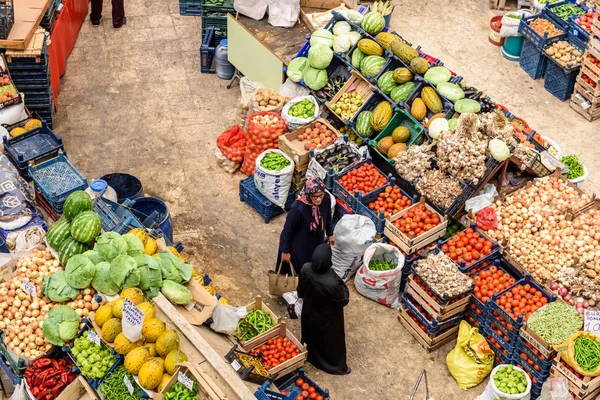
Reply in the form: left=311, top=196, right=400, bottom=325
left=398, top=308, right=458, bottom=353
left=5, top=29, right=45, bottom=62
left=405, top=277, right=470, bottom=321
left=0, top=0, right=51, bottom=50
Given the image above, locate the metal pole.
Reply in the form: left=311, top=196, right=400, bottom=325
left=410, top=369, right=430, bottom=400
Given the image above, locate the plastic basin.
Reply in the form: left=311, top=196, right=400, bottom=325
left=100, top=173, right=144, bottom=203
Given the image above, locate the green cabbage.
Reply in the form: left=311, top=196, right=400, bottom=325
left=436, top=82, right=465, bottom=103
left=303, top=67, right=328, bottom=90
left=83, top=250, right=104, bottom=264
left=91, top=262, right=120, bottom=296
left=489, top=139, right=510, bottom=161
left=346, top=10, right=363, bottom=24
left=309, top=29, right=334, bottom=48
left=333, top=33, right=353, bottom=53
left=94, top=232, right=127, bottom=262
left=423, top=66, right=452, bottom=85
left=134, top=254, right=162, bottom=297
left=42, top=271, right=79, bottom=302
left=333, top=21, right=351, bottom=36
left=287, top=57, right=309, bottom=82
left=454, top=98, right=481, bottom=114
left=65, top=254, right=96, bottom=289
left=157, top=251, right=193, bottom=284
left=123, top=234, right=145, bottom=257
left=160, top=280, right=192, bottom=305
left=42, top=305, right=79, bottom=346
left=308, top=44, right=333, bottom=69
left=110, top=255, right=140, bottom=289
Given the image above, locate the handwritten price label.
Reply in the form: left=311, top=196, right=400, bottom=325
left=585, top=310, right=600, bottom=333
left=178, top=372, right=194, bottom=391
left=22, top=280, right=36, bottom=298
left=87, top=330, right=100, bottom=346
left=122, top=299, right=144, bottom=342
left=123, top=375, right=134, bottom=395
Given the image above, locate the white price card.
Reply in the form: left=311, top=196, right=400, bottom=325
left=231, top=359, right=241, bottom=372
left=123, top=374, right=134, bottom=395
left=178, top=372, right=194, bottom=391
left=122, top=298, right=144, bottom=342
left=585, top=310, right=600, bottom=333
left=87, top=330, right=101, bottom=346
left=22, top=280, right=36, bottom=299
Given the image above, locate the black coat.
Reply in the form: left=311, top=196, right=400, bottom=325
left=297, top=244, right=350, bottom=375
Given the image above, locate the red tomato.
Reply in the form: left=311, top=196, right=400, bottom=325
left=309, top=394, right=317, bottom=399
left=295, top=396, right=304, bottom=400
left=302, top=391, right=309, bottom=399
left=307, top=387, right=316, bottom=393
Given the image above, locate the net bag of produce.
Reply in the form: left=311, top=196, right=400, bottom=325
left=217, top=125, right=248, bottom=164
left=252, top=88, right=285, bottom=113
left=215, top=148, right=240, bottom=174
left=476, top=365, right=531, bottom=400
left=239, top=77, right=262, bottom=128
left=354, top=243, right=404, bottom=308
left=241, top=112, right=288, bottom=176
left=280, top=95, right=321, bottom=131
left=331, top=215, right=376, bottom=281
left=447, top=321, right=494, bottom=390
left=555, top=331, right=600, bottom=377
left=254, top=149, right=294, bottom=208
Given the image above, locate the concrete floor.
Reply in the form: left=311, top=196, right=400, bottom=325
left=53, top=0, right=600, bottom=398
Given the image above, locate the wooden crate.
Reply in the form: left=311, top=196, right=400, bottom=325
left=156, top=363, right=227, bottom=400
left=325, top=70, right=375, bottom=123
left=234, top=295, right=282, bottom=348
left=292, top=162, right=308, bottom=186
left=0, top=0, right=51, bottom=50
left=5, top=28, right=45, bottom=62
left=398, top=308, right=458, bottom=352
left=278, top=118, right=340, bottom=167
left=241, top=322, right=307, bottom=379
left=550, top=365, right=600, bottom=400
left=552, top=353, right=600, bottom=393
left=405, top=277, right=470, bottom=320
left=519, top=324, right=557, bottom=360
left=583, top=53, right=600, bottom=84
left=571, top=96, right=600, bottom=121
left=384, top=198, right=448, bottom=254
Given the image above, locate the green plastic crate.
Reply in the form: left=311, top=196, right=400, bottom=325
left=368, top=108, right=424, bottom=165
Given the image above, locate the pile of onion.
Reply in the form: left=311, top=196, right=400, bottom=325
left=550, top=281, right=596, bottom=315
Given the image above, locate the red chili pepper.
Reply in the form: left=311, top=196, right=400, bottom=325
left=32, top=387, right=40, bottom=396
left=25, top=368, right=35, bottom=378
left=34, top=370, right=50, bottom=387
left=41, top=371, right=62, bottom=387
left=33, top=359, right=52, bottom=369
left=50, top=360, right=59, bottom=370
left=57, top=359, right=67, bottom=368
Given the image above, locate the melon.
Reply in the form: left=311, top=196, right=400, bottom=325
left=377, top=136, right=395, bottom=155
left=58, top=237, right=87, bottom=266
left=112, top=298, right=126, bottom=319
left=355, top=111, right=374, bottom=138
left=120, top=287, right=144, bottom=305
left=157, top=374, right=172, bottom=392
left=24, top=119, right=42, bottom=131
left=142, top=318, right=166, bottom=343
left=155, top=330, right=180, bottom=357
left=10, top=127, right=26, bottom=137
left=392, top=68, right=413, bottom=84
left=114, top=332, right=143, bottom=355
left=101, top=318, right=122, bottom=343
left=375, top=32, right=401, bottom=50
left=390, top=82, right=417, bottom=103
left=391, top=41, right=418, bottom=64
left=370, top=101, right=393, bottom=131
left=138, top=358, right=165, bottom=390
left=70, top=211, right=101, bottom=244
left=377, top=71, right=397, bottom=95
left=137, top=301, right=156, bottom=320
left=144, top=343, right=157, bottom=357
left=94, top=303, right=114, bottom=328
left=410, top=57, right=430, bottom=75
left=63, top=191, right=93, bottom=221
left=392, top=126, right=411, bottom=143
left=361, top=11, right=385, bottom=35
left=388, top=143, right=407, bottom=158
left=357, top=39, right=383, bottom=56
left=46, top=218, right=72, bottom=250
left=351, top=48, right=366, bottom=69
left=360, top=55, right=386, bottom=78
left=411, top=98, right=427, bottom=121
left=164, top=350, right=188, bottom=375
left=125, top=346, right=151, bottom=375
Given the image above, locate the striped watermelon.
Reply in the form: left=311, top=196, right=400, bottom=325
left=351, top=48, right=365, bottom=69
left=360, top=56, right=385, bottom=78
left=70, top=211, right=102, bottom=243
left=63, top=191, right=93, bottom=221
left=47, top=218, right=72, bottom=250
left=377, top=71, right=397, bottom=95
left=361, top=12, right=385, bottom=35
left=390, top=82, right=417, bottom=103
left=355, top=111, right=374, bottom=138
left=58, top=237, right=88, bottom=266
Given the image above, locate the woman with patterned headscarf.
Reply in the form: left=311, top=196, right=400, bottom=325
left=276, top=177, right=335, bottom=275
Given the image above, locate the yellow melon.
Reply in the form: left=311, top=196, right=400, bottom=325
left=377, top=136, right=395, bottom=155
left=24, top=119, right=42, bottom=131
left=387, top=143, right=407, bottom=158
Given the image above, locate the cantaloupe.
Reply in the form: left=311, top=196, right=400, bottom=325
left=377, top=136, right=395, bottom=155
left=387, top=143, right=407, bottom=158
left=391, top=127, right=410, bottom=143
left=24, top=119, right=42, bottom=131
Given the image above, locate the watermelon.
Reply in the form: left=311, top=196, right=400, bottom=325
left=355, top=111, right=374, bottom=138
left=360, top=56, right=386, bottom=78
left=70, top=211, right=102, bottom=244
left=361, top=12, right=385, bottom=35
left=47, top=218, right=72, bottom=250
left=58, top=237, right=88, bottom=266
left=377, top=71, right=397, bottom=95
left=351, top=48, right=365, bottom=69
left=390, top=82, right=418, bottom=103
left=63, top=191, right=93, bottom=221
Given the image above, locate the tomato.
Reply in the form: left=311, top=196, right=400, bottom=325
left=308, top=387, right=316, bottom=394
left=302, top=391, right=309, bottom=398
left=296, top=396, right=304, bottom=400
left=316, top=396, right=324, bottom=400
left=302, top=383, right=309, bottom=390
left=309, top=394, right=317, bottom=399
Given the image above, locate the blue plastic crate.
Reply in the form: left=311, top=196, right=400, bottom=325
left=568, top=15, right=591, bottom=43
left=0, top=353, right=20, bottom=385
left=483, top=327, right=515, bottom=362
left=239, top=176, right=295, bottom=223
left=400, top=292, right=464, bottom=335
left=518, top=12, right=566, bottom=51
left=201, top=0, right=234, bottom=13
left=544, top=56, right=580, bottom=101
left=268, top=367, right=331, bottom=400
left=465, top=307, right=485, bottom=329
left=200, top=26, right=221, bottom=74
left=487, top=316, right=518, bottom=350
left=520, top=39, right=548, bottom=80
left=29, top=153, right=88, bottom=208
left=545, top=0, right=587, bottom=28
left=515, top=337, right=552, bottom=374
left=332, top=158, right=390, bottom=212
left=179, top=0, right=202, bottom=15
left=512, top=352, right=551, bottom=386
left=92, top=197, right=145, bottom=234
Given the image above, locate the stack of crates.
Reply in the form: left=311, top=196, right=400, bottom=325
left=0, top=0, right=14, bottom=40
left=200, top=0, right=233, bottom=40
left=518, top=11, right=565, bottom=80
left=6, top=30, right=54, bottom=128
left=570, top=17, right=600, bottom=121
left=41, top=0, right=62, bottom=32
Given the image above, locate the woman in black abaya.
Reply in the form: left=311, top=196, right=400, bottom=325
left=297, top=243, right=350, bottom=375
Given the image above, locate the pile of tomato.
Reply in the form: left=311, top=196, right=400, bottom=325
left=392, top=203, right=441, bottom=239
left=367, top=186, right=412, bottom=218
left=518, top=351, right=545, bottom=373
left=286, top=379, right=324, bottom=400
left=575, top=11, right=597, bottom=33
left=472, top=265, right=516, bottom=304
left=338, top=163, right=387, bottom=196
left=485, top=331, right=509, bottom=357
left=248, top=336, right=301, bottom=370
left=588, top=54, right=600, bottom=70
left=495, top=283, right=549, bottom=320
left=440, top=228, right=494, bottom=267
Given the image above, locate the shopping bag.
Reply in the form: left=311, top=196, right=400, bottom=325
left=268, top=262, right=298, bottom=296
left=446, top=321, right=494, bottom=390
left=331, top=215, right=376, bottom=281
left=353, top=243, right=403, bottom=308
left=254, top=149, right=294, bottom=208
left=477, top=364, right=532, bottom=400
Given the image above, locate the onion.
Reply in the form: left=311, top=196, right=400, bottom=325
left=550, top=282, right=559, bottom=290
left=560, top=288, right=569, bottom=297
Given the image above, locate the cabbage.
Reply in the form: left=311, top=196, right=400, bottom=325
left=123, top=234, right=145, bottom=257
left=347, top=31, right=361, bottom=46
left=428, top=118, right=449, bottom=140
left=347, top=10, right=364, bottom=24
left=42, top=305, right=79, bottom=346
left=333, top=21, right=351, bottom=36
left=489, top=139, right=510, bottom=161
left=436, top=82, right=465, bottom=103
left=333, top=33, right=353, bottom=53
left=160, top=280, right=192, bottom=305
left=83, top=250, right=104, bottom=264
left=94, top=232, right=127, bottom=262
left=157, top=251, right=193, bottom=284
left=310, top=29, right=334, bottom=48
left=65, top=254, right=96, bottom=289
left=423, top=66, right=452, bottom=85
left=303, top=67, right=328, bottom=90
left=454, top=98, right=481, bottom=114
left=287, top=57, right=309, bottom=82
left=308, top=44, right=333, bottom=69
left=42, top=271, right=79, bottom=302
left=134, top=254, right=162, bottom=297
left=92, top=261, right=120, bottom=296
left=110, top=255, right=140, bottom=289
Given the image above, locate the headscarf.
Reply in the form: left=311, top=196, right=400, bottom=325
left=298, top=177, right=326, bottom=233
left=311, top=243, right=332, bottom=273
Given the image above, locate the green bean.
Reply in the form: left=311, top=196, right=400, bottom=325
left=574, top=337, right=600, bottom=372
left=99, top=366, right=144, bottom=400
left=527, top=302, right=582, bottom=344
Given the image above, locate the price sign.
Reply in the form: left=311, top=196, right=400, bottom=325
left=178, top=372, right=194, bottom=391
left=22, top=280, right=36, bottom=299
left=122, top=299, right=144, bottom=342
left=123, top=375, right=134, bottom=395
left=231, top=359, right=241, bottom=372
left=87, top=330, right=101, bottom=346
left=585, top=310, right=600, bottom=333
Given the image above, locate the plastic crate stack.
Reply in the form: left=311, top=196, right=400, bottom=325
left=0, top=0, right=14, bottom=40
left=570, top=16, right=600, bottom=121
left=6, top=31, right=55, bottom=128
left=40, top=0, right=62, bottom=32
left=239, top=176, right=295, bottom=223
left=200, top=0, right=233, bottom=38
left=518, top=11, right=566, bottom=80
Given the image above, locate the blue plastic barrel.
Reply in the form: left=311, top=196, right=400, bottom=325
left=130, top=197, right=173, bottom=242
left=100, top=173, right=143, bottom=203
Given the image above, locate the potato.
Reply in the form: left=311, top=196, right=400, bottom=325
left=259, top=100, right=268, bottom=106
left=268, top=99, right=278, bottom=105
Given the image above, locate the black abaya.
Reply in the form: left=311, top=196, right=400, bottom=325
left=297, top=244, right=350, bottom=375
left=276, top=196, right=333, bottom=275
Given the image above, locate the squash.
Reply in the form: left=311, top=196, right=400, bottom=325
left=387, top=143, right=407, bottom=158
left=411, top=98, right=427, bottom=121
left=370, top=101, right=393, bottom=131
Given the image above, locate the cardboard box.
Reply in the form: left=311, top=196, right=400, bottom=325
left=179, top=278, right=219, bottom=326
left=156, top=362, right=227, bottom=400
left=278, top=118, right=340, bottom=167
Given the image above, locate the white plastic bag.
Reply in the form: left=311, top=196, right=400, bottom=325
left=539, top=377, right=572, bottom=400
left=254, top=149, right=295, bottom=208
left=354, top=243, right=404, bottom=308
left=500, top=10, right=532, bottom=37
left=10, top=382, right=24, bottom=400
left=280, top=95, right=321, bottom=131
left=234, top=0, right=268, bottom=20
left=476, top=365, right=532, bottom=400
left=267, top=0, right=300, bottom=28
left=279, top=78, right=311, bottom=98
left=332, top=215, right=376, bottom=281
left=215, top=148, right=240, bottom=174
left=0, top=95, right=27, bottom=126
left=465, top=184, right=498, bottom=214
left=239, top=77, right=262, bottom=128
left=210, top=303, right=248, bottom=334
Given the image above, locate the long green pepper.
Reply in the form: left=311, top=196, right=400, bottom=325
left=368, top=256, right=396, bottom=271
left=99, top=366, right=143, bottom=400
left=560, top=154, right=584, bottom=180
left=574, top=336, right=600, bottom=372
left=260, top=153, right=291, bottom=171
